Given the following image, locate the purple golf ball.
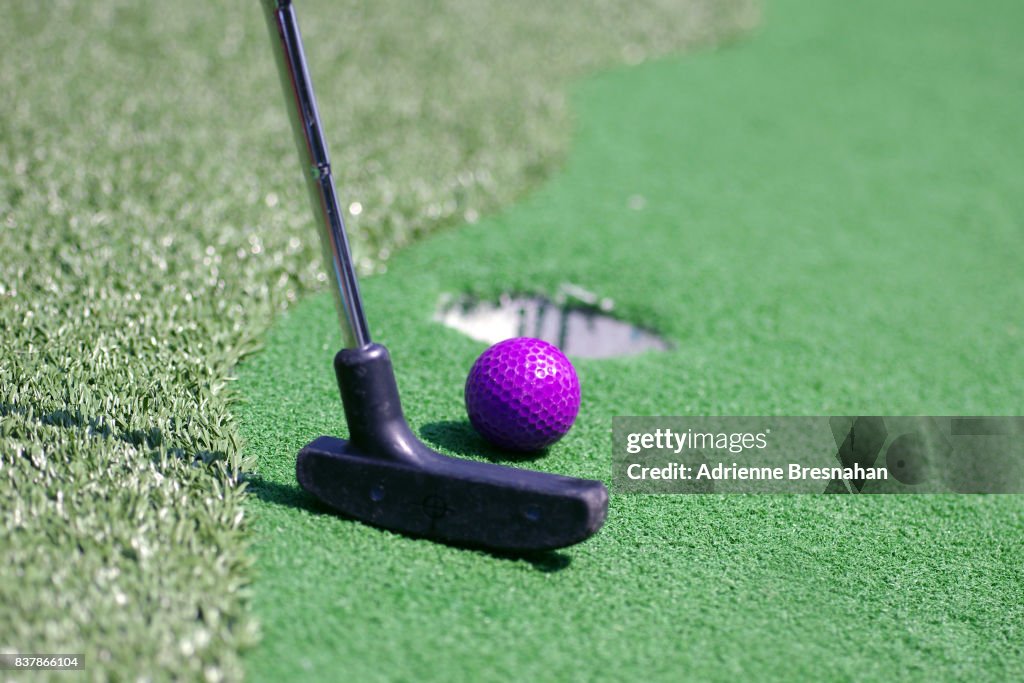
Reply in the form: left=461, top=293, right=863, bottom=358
left=465, top=337, right=581, bottom=452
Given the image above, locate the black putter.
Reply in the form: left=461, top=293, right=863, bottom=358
left=262, top=0, right=608, bottom=551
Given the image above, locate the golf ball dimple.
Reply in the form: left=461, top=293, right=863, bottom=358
left=464, top=337, right=580, bottom=451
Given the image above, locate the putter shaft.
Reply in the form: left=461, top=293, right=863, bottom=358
left=262, top=1, right=610, bottom=550
left=263, top=0, right=370, bottom=349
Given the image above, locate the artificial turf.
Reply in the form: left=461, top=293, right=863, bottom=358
left=0, top=0, right=748, bottom=679
left=237, top=0, right=1024, bottom=680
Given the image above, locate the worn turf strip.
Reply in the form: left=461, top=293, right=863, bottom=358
left=238, top=0, right=1024, bottom=679
left=0, top=1, right=749, bottom=678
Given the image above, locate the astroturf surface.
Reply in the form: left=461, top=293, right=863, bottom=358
left=0, top=1, right=748, bottom=679
left=237, top=0, right=1024, bottom=680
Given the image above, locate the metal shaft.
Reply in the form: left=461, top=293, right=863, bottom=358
left=263, top=0, right=371, bottom=349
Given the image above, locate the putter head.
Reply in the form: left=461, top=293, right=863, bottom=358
left=296, top=344, right=609, bottom=551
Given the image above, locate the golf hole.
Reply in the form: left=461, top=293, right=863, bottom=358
left=434, top=288, right=672, bottom=359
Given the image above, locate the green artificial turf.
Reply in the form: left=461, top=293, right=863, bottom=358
left=0, top=0, right=748, bottom=679
left=237, top=0, right=1024, bottom=680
